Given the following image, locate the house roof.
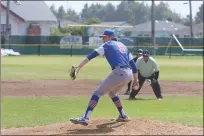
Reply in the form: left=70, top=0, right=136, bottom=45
left=92, top=21, right=132, bottom=36
left=1, top=1, right=57, bottom=22
left=99, top=21, right=130, bottom=26
left=1, top=3, right=25, bottom=22
left=123, top=20, right=188, bottom=32
left=176, top=23, right=203, bottom=34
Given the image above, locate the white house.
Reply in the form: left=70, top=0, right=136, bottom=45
left=1, top=1, right=57, bottom=36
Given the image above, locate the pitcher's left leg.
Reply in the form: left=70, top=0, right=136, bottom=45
left=109, top=82, right=130, bottom=122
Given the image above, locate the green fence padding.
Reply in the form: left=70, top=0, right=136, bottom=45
left=2, top=35, right=203, bottom=56
left=4, top=45, right=202, bottom=56
left=39, top=46, right=94, bottom=55
left=4, top=36, right=204, bottom=47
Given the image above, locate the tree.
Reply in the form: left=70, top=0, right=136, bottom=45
left=154, top=2, right=170, bottom=20
left=195, top=3, right=203, bottom=23
left=85, top=17, right=101, bottom=25
left=69, top=27, right=87, bottom=36
left=114, top=1, right=150, bottom=25
left=66, top=8, right=79, bottom=22
left=81, top=3, right=89, bottom=20
left=104, top=3, right=116, bottom=21
left=151, top=1, right=184, bottom=23
left=115, top=1, right=131, bottom=22
left=57, top=5, right=66, bottom=19
left=182, top=15, right=191, bottom=26
left=79, top=1, right=184, bottom=25
left=133, top=2, right=150, bottom=24
left=50, top=28, right=68, bottom=36
left=50, top=4, right=58, bottom=17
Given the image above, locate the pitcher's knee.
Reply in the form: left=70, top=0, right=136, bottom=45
left=93, top=90, right=103, bottom=97
left=109, top=91, right=117, bottom=98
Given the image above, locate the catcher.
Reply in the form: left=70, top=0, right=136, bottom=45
left=124, top=49, right=143, bottom=95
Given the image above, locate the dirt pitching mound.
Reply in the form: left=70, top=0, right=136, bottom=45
left=1, top=119, right=203, bottom=135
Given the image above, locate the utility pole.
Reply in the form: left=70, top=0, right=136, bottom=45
left=151, top=0, right=156, bottom=55
left=5, top=0, right=10, bottom=47
left=0, top=0, right=1, bottom=87
left=0, top=0, right=2, bottom=49
left=5, top=1, right=21, bottom=47
left=189, top=0, right=193, bottom=46
left=132, top=5, right=136, bottom=27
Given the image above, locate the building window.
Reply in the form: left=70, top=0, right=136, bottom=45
left=1, top=24, right=11, bottom=35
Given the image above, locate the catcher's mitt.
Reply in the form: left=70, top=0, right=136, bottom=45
left=69, top=66, right=79, bottom=80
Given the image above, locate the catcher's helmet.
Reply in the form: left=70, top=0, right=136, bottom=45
left=136, top=49, right=143, bottom=55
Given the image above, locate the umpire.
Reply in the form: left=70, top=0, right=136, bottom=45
left=124, top=49, right=143, bottom=95
left=129, top=50, right=163, bottom=100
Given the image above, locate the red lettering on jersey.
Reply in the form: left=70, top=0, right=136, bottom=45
left=118, top=44, right=126, bottom=53
left=117, top=43, right=126, bottom=53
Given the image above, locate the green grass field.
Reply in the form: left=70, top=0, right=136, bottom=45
left=1, top=55, right=203, bottom=128
left=2, top=96, right=203, bottom=128
left=1, top=55, right=203, bottom=81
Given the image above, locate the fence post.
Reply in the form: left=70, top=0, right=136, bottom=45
left=38, top=44, right=41, bottom=56
left=169, top=46, right=171, bottom=59
left=70, top=45, right=73, bottom=57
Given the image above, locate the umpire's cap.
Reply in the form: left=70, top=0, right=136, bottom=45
left=99, top=29, right=115, bottom=37
left=143, top=50, right=150, bottom=57
left=136, top=49, right=143, bottom=55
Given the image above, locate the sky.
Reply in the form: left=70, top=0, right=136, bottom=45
left=45, top=1, right=203, bottom=18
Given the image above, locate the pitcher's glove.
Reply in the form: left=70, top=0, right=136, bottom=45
left=69, top=66, right=79, bottom=80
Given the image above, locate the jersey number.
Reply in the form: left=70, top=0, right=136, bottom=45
left=118, top=44, right=126, bottom=53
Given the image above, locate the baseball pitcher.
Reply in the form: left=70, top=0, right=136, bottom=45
left=69, top=29, right=138, bottom=126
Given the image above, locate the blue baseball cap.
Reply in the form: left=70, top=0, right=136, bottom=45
left=99, top=29, right=115, bottom=37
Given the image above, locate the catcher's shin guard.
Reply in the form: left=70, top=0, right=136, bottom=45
left=129, top=80, right=144, bottom=98
left=127, top=81, right=132, bottom=91
left=129, top=89, right=138, bottom=98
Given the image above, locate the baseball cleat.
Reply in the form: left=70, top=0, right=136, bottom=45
left=128, top=96, right=136, bottom=100
left=116, top=115, right=130, bottom=122
left=124, top=91, right=131, bottom=95
left=157, top=96, right=163, bottom=100
left=70, top=117, right=89, bottom=126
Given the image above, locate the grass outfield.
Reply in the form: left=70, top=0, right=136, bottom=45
left=1, top=55, right=203, bottom=81
left=1, top=55, right=203, bottom=128
left=2, top=96, right=203, bottom=128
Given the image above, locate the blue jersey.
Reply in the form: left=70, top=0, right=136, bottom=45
left=94, top=41, right=133, bottom=70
